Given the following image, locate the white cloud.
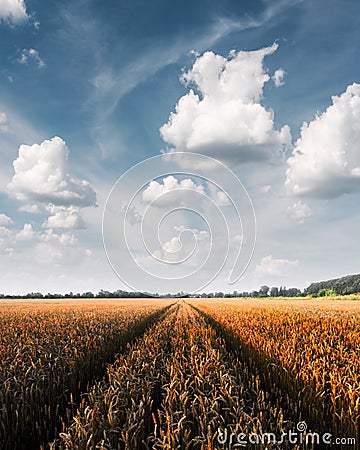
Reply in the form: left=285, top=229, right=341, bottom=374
left=0, top=213, right=13, bottom=226
left=0, top=112, right=10, bottom=133
left=0, top=226, right=12, bottom=237
left=121, top=202, right=142, bottom=225
left=8, top=136, right=97, bottom=230
left=260, top=184, right=272, bottom=194
left=162, top=236, right=181, bottom=253
left=160, top=44, right=291, bottom=165
left=0, top=0, right=28, bottom=24
left=286, top=83, right=360, bottom=198
left=34, top=230, right=79, bottom=264
left=152, top=225, right=210, bottom=263
left=18, top=48, right=45, bottom=68
left=256, top=255, right=298, bottom=276
left=206, top=182, right=232, bottom=206
left=18, top=204, right=40, bottom=213
left=233, top=233, right=243, bottom=244
left=0, top=222, right=90, bottom=264
left=272, top=68, right=285, bottom=87
left=142, top=175, right=205, bottom=205
left=16, top=223, right=35, bottom=241
left=0, top=226, right=13, bottom=250
left=8, top=136, right=97, bottom=208
left=287, top=201, right=312, bottom=223
left=43, top=206, right=85, bottom=229
left=215, top=190, right=231, bottom=206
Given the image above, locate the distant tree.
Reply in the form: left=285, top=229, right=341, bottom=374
left=317, top=288, right=336, bottom=297
left=286, top=288, right=301, bottom=297
left=279, top=286, right=286, bottom=296
left=270, top=286, right=279, bottom=297
left=259, top=285, right=270, bottom=296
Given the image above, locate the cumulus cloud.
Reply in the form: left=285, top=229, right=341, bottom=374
left=272, top=68, right=285, bottom=87
left=256, top=255, right=298, bottom=277
left=152, top=225, right=209, bottom=263
left=0, top=213, right=13, bottom=226
left=34, top=230, right=79, bottom=264
left=0, top=226, right=13, bottom=251
left=0, top=112, right=10, bottom=133
left=42, top=206, right=85, bottom=229
left=162, top=236, right=182, bottom=253
left=0, top=222, right=91, bottom=263
left=18, top=204, right=40, bottom=213
left=215, top=190, right=231, bottom=206
left=160, top=43, right=291, bottom=165
left=16, top=222, right=35, bottom=241
left=18, top=48, right=45, bottom=68
left=142, top=175, right=205, bottom=205
left=287, top=201, right=312, bottom=223
left=286, top=83, right=360, bottom=198
left=0, top=0, right=28, bottom=24
left=206, top=183, right=232, bottom=206
left=8, top=136, right=96, bottom=207
left=8, top=136, right=96, bottom=229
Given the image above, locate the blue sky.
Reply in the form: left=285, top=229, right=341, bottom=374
left=0, top=0, right=360, bottom=294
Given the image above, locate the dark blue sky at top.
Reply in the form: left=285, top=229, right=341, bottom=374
left=1, top=0, right=360, bottom=172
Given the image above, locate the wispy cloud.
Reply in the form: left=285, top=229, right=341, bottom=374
left=17, top=48, right=46, bottom=68
left=0, top=112, right=10, bottom=133
left=90, top=0, right=302, bottom=123
left=56, top=0, right=303, bottom=157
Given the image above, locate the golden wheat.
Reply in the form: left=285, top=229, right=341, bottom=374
left=192, top=297, right=360, bottom=445
left=1, top=297, right=358, bottom=450
left=0, top=299, right=171, bottom=450
left=54, top=302, right=308, bottom=450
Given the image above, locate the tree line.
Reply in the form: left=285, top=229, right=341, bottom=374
left=0, top=286, right=303, bottom=299
left=1, top=273, right=359, bottom=299
left=305, top=273, right=360, bottom=296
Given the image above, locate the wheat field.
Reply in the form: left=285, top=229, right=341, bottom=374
left=0, top=297, right=358, bottom=449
